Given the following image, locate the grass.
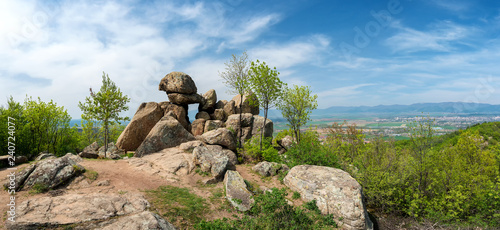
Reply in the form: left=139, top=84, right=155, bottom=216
left=29, top=182, right=49, bottom=194
left=145, top=185, right=209, bottom=229
left=84, top=169, right=99, bottom=181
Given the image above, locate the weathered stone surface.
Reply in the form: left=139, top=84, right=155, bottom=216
left=232, top=92, right=259, bottom=115
left=193, top=145, right=237, bottom=179
left=167, top=93, right=203, bottom=105
left=159, top=71, right=197, bottom=94
left=98, top=142, right=124, bottom=159
left=179, top=140, right=204, bottom=153
left=164, top=102, right=189, bottom=130
left=204, top=120, right=225, bottom=133
left=211, top=109, right=225, bottom=121
left=215, top=100, right=227, bottom=110
left=252, top=115, right=273, bottom=138
left=224, top=100, right=236, bottom=118
left=200, top=128, right=237, bottom=151
left=130, top=147, right=196, bottom=179
left=135, top=116, right=196, bottom=157
left=4, top=153, right=84, bottom=192
left=278, top=135, right=294, bottom=150
left=190, top=119, right=206, bottom=136
left=195, top=111, right=211, bottom=120
left=224, top=170, right=254, bottom=212
left=252, top=161, right=289, bottom=177
left=284, top=165, right=373, bottom=230
left=6, top=193, right=175, bottom=230
left=116, top=102, right=164, bottom=151
left=35, top=152, right=56, bottom=161
left=199, top=89, right=217, bottom=110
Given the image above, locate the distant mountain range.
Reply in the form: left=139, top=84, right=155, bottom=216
left=266, top=102, right=500, bottom=120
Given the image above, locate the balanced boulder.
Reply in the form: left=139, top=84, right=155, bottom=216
left=284, top=165, right=373, bottom=230
left=158, top=71, right=197, bottom=94
left=199, top=89, right=217, bottom=110
left=116, top=102, right=164, bottom=151
left=167, top=93, right=203, bottom=105
left=135, top=116, right=195, bottom=157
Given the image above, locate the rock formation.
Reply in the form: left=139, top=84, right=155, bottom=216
left=224, top=170, right=254, bottom=211
left=252, top=161, right=289, bottom=177
left=284, top=165, right=373, bottom=230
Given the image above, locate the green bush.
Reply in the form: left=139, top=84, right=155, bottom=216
left=242, top=136, right=280, bottom=162
left=284, top=129, right=340, bottom=168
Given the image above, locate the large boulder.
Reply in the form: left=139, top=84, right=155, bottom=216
left=284, top=165, right=373, bottom=230
left=277, top=135, right=294, bottom=150
left=195, top=111, right=211, bottom=120
left=98, top=142, right=124, bottom=159
left=211, top=109, right=225, bottom=121
left=130, top=147, right=196, bottom=178
left=204, top=120, right=225, bottom=133
left=200, top=128, right=237, bottom=151
left=199, top=89, right=217, bottom=111
left=225, top=113, right=254, bottom=130
left=252, top=115, right=273, bottom=138
left=179, top=140, right=204, bottom=153
left=190, top=119, right=206, bottom=136
left=164, top=102, right=189, bottom=130
left=35, top=152, right=56, bottom=161
left=232, top=92, right=259, bottom=115
left=224, top=170, right=254, bottom=212
left=215, top=100, right=227, bottom=110
left=79, top=141, right=100, bottom=158
left=158, top=71, right=197, bottom=94
left=6, top=192, right=175, bottom=230
left=135, top=116, right=196, bottom=157
left=167, top=93, right=203, bottom=105
left=252, top=161, right=289, bottom=177
left=116, top=102, right=164, bottom=151
left=193, top=145, right=237, bottom=179
left=4, top=153, right=84, bottom=192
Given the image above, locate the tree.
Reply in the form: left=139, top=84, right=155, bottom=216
left=219, top=51, right=250, bottom=148
left=248, top=60, right=284, bottom=150
left=278, top=85, right=318, bottom=144
left=78, top=72, right=130, bottom=157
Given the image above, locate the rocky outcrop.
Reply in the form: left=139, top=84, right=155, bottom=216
left=6, top=192, right=175, bottom=230
left=159, top=71, right=197, bottom=94
left=192, top=145, right=237, bottom=179
left=35, top=152, right=56, bottom=161
left=252, top=115, right=273, bottom=138
left=135, top=116, right=196, bottom=157
left=284, top=165, right=373, bottom=230
left=79, top=141, right=100, bottom=158
left=232, top=92, right=259, bottom=115
left=179, top=140, right=204, bottom=153
left=195, top=111, right=211, bottom=120
left=129, top=147, right=196, bottom=179
left=164, top=102, right=189, bottom=130
left=200, top=128, right=237, bottom=151
left=224, top=170, right=254, bottom=212
left=277, top=135, right=294, bottom=150
left=190, top=119, right=206, bottom=136
left=5, top=153, right=84, bottom=192
left=116, top=102, right=164, bottom=151
left=204, top=120, right=225, bottom=133
left=199, top=89, right=217, bottom=111
left=98, top=142, right=124, bottom=159
left=252, top=161, right=289, bottom=177
left=167, top=93, right=203, bottom=105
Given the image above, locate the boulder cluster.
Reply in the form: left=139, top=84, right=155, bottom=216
left=115, top=71, right=273, bottom=158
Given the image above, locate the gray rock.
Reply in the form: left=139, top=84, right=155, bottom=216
left=226, top=113, right=254, bottom=129
left=195, top=111, right=211, bottom=120
left=167, top=93, right=203, bottom=105
left=204, top=120, right=225, bottom=133
left=193, top=145, right=237, bottom=179
left=97, top=179, right=111, bottom=186
left=164, top=102, right=189, bottom=130
left=35, top=152, right=56, bottom=161
left=277, top=135, right=294, bottom=150
left=224, top=100, right=236, bottom=118
left=98, top=142, right=124, bottom=159
left=215, top=100, right=227, bottom=110
left=200, top=128, right=237, bottom=151
left=179, top=140, right=204, bottom=153
left=6, top=193, right=175, bottom=230
left=159, top=71, right=197, bottom=94
left=284, top=165, right=373, bottom=230
left=252, top=115, right=273, bottom=138
left=211, top=109, right=225, bottom=121
left=199, top=89, right=217, bottom=110
left=190, top=119, right=206, bottom=136
left=135, top=116, right=196, bottom=157
left=224, top=170, right=254, bottom=212
left=4, top=153, right=84, bottom=192
left=116, top=102, right=164, bottom=151
left=232, top=92, right=259, bottom=115
left=252, top=161, right=289, bottom=177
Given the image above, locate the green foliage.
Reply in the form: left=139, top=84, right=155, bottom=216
left=278, top=85, right=318, bottom=144
left=84, top=169, right=99, bottom=181
left=197, top=188, right=337, bottom=230
left=248, top=59, right=284, bottom=150
left=145, top=185, right=209, bottom=229
left=292, top=191, right=301, bottom=200
left=304, top=200, right=321, bottom=214
left=30, top=182, right=49, bottom=194
left=242, top=135, right=280, bottom=162
left=78, top=72, right=130, bottom=156
left=284, top=129, right=340, bottom=168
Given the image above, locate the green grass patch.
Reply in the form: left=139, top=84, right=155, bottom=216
left=84, top=169, right=99, bottom=181
left=145, top=185, right=209, bottom=229
left=29, top=182, right=49, bottom=194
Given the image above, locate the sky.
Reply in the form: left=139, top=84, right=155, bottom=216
left=1, top=0, right=500, bottom=119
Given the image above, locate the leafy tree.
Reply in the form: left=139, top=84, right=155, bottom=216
left=248, top=60, right=284, bottom=150
left=78, top=72, right=130, bottom=157
left=219, top=51, right=250, bottom=148
left=278, top=85, right=318, bottom=143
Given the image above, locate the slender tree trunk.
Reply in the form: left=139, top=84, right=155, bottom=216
left=260, top=105, right=268, bottom=151
left=104, top=120, right=108, bottom=158
left=238, top=94, right=243, bottom=148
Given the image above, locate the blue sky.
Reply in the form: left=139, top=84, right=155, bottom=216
left=1, top=0, right=500, bottom=118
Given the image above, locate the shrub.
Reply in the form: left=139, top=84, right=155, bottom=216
left=284, top=129, right=340, bottom=168
left=242, top=136, right=280, bottom=163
